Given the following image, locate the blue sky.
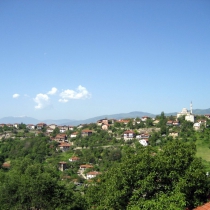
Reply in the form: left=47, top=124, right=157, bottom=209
left=0, top=0, right=210, bottom=120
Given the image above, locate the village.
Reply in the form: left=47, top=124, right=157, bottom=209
left=1, top=104, right=210, bottom=184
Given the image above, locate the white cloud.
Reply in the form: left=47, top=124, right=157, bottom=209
left=47, top=87, right=57, bottom=95
left=13, top=94, right=20, bottom=98
left=59, top=85, right=91, bottom=102
left=58, top=99, right=68, bottom=103
left=34, top=93, right=50, bottom=109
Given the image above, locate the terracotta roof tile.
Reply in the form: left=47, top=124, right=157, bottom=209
left=194, top=202, right=210, bottom=210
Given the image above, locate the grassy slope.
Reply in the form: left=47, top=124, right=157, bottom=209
left=195, top=133, right=210, bottom=171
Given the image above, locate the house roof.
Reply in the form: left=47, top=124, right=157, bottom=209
left=117, top=119, right=129, bottom=123
left=87, top=171, right=102, bottom=175
left=70, top=156, right=80, bottom=160
left=2, top=162, right=11, bottom=168
left=80, top=164, right=93, bottom=168
left=58, top=143, right=71, bottom=147
left=37, top=123, right=46, bottom=126
left=59, top=161, right=67, bottom=164
left=124, top=130, right=134, bottom=134
left=56, top=134, right=67, bottom=138
left=193, top=201, right=210, bottom=209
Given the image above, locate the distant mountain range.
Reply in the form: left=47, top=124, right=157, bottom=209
left=0, top=108, right=210, bottom=126
left=0, top=116, right=75, bottom=125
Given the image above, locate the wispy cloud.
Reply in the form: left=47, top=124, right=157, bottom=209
left=59, top=85, right=91, bottom=102
left=58, top=99, right=68, bottom=103
left=13, top=93, right=20, bottom=98
left=47, top=87, right=57, bottom=95
left=34, top=93, right=50, bottom=109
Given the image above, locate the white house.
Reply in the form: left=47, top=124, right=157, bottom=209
left=193, top=123, right=201, bottom=131
left=86, top=171, right=102, bottom=179
left=124, top=130, right=135, bottom=140
left=70, top=132, right=78, bottom=138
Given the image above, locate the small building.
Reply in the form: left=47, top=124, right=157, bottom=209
left=69, top=126, right=74, bottom=131
left=141, top=116, right=150, bottom=122
left=58, top=125, right=69, bottom=133
left=48, top=124, right=57, bottom=129
left=58, top=162, right=67, bottom=171
left=81, top=130, right=93, bottom=137
left=13, top=123, right=19, bottom=128
left=102, top=124, right=109, bottom=130
left=169, top=132, right=179, bottom=138
left=27, top=124, right=35, bottom=130
left=97, top=119, right=109, bottom=126
left=141, top=133, right=150, bottom=139
left=124, top=130, right=135, bottom=140
left=69, top=156, right=80, bottom=162
left=36, top=123, right=47, bottom=130
left=204, top=114, right=210, bottom=119
left=166, top=121, right=173, bottom=126
left=58, top=142, right=71, bottom=152
left=173, top=121, right=180, bottom=126
left=7, top=124, right=13, bottom=128
left=70, top=132, right=78, bottom=138
left=79, top=164, right=93, bottom=172
left=117, top=119, right=129, bottom=124
left=54, top=134, right=67, bottom=142
left=193, top=123, right=201, bottom=131
left=86, top=171, right=102, bottom=179
left=2, top=162, right=11, bottom=169
left=46, top=128, right=54, bottom=133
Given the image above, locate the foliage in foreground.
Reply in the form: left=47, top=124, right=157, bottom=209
left=85, top=141, right=210, bottom=210
left=0, top=158, right=86, bottom=210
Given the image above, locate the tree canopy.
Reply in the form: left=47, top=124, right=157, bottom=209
left=85, top=141, right=210, bottom=210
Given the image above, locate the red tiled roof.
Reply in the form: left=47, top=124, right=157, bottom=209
left=80, top=164, right=93, bottom=168
left=58, top=143, right=71, bottom=147
left=193, top=202, right=210, bottom=209
left=2, top=162, right=10, bottom=168
left=87, top=171, right=102, bottom=175
left=124, top=130, right=134, bottom=134
left=70, top=156, right=80, bottom=160
left=37, top=123, right=46, bottom=126
left=55, top=134, right=66, bottom=138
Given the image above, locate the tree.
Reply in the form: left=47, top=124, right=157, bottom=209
left=85, top=141, right=210, bottom=209
left=52, top=127, right=60, bottom=137
left=0, top=158, right=86, bottom=210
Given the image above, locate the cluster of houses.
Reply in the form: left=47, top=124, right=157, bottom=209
left=59, top=158, right=101, bottom=180
left=1, top=110, right=210, bottom=148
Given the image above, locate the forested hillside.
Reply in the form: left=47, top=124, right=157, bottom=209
left=0, top=114, right=210, bottom=209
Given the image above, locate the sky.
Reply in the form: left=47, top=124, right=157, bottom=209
left=0, top=0, right=210, bottom=120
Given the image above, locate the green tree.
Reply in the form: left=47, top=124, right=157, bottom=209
left=85, top=141, right=210, bottom=210
left=0, top=158, right=86, bottom=210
